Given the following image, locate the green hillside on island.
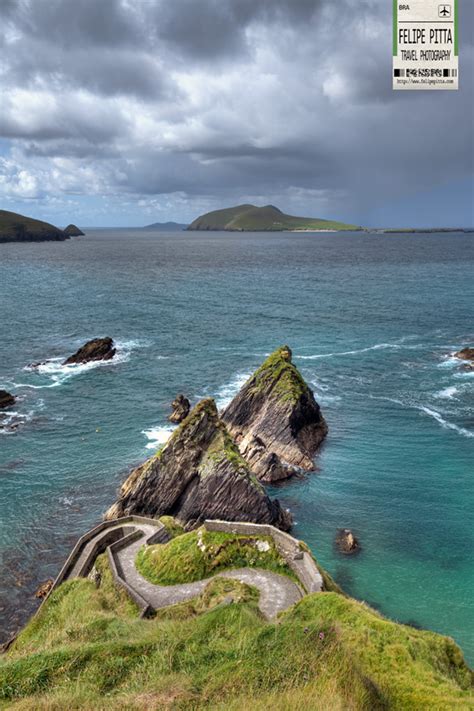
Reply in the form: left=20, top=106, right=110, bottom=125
left=187, top=204, right=360, bottom=232
left=1, top=521, right=471, bottom=710
left=0, top=210, right=72, bottom=243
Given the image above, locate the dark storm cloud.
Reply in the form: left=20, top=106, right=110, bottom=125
left=0, top=0, right=472, bottom=220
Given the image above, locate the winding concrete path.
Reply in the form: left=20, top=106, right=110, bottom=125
left=115, top=524, right=302, bottom=619
left=56, top=517, right=303, bottom=621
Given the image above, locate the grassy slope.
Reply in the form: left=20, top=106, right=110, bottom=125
left=136, top=529, right=296, bottom=585
left=0, top=210, right=66, bottom=242
left=187, top=204, right=359, bottom=232
left=1, top=549, right=471, bottom=710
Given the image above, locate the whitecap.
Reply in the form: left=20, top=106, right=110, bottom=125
left=19, top=339, right=144, bottom=389
left=215, top=371, right=252, bottom=409
left=435, top=386, right=458, bottom=400
left=142, top=425, right=175, bottom=450
left=295, top=342, right=420, bottom=360
left=418, top=406, right=474, bottom=438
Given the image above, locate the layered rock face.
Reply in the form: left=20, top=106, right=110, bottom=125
left=63, top=337, right=116, bottom=365
left=222, top=346, right=327, bottom=482
left=106, top=399, right=291, bottom=530
left=168, top=394, right=191, bottom=423
left=0, top=390, right=16, bottom=409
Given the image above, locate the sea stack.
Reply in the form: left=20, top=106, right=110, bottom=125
left=222, top=346, right=327, bottom=482
left=0, top=390, right=16, bottom=409
left=63, top=337, right=116, bottom=365
left=63, top=224, right=85, bottom=236
left=106, top=398, right=292, bottom=531
left=168, top=394, right=191, bottom=423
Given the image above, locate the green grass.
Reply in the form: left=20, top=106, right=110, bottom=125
left=246, top=345, right=309, bottom=405
left=187, top=204, right=360, bottom=232
left=135, top=528, right=295, bottom=586
left=0, top=210, right=66, bottom=242
left=1, top=558, right=471, bottom=710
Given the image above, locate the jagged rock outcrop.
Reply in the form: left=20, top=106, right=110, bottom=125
left=335, top=529, right=360, bottom=555
left=222, top=346, right=327, bottom=482
left=63, top=224, right=85, bottom=236
left=453, top=347, right=474, bottom=371
left=0, top=390, right=16, bottom=409
left=168, top=394, right=191, bottom=423
left=63, top=337, right=116, bottom=365
left=106, top=398, right=292, bottom=531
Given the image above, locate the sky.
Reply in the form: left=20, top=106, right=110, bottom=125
left=0, top=0, right=473, bottom=228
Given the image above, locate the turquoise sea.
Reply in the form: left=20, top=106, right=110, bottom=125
left=0, top=229, right=473, bottom=660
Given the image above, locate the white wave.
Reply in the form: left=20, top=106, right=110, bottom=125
left=296, top=342, right=419, bottom=360
left=0, top=409, right=35, bottom=433
left=419, top=406, right=474, bottom=438
left=435, top=386, right=458, bottom=400
left=19, top=339, right=143, bottom=389
left=369, top=394, right=473, bottom=439
left=437, top=356, right=461, bottom=369
left=215, top=371, right=252, bottom=409
left=142, top=425, right=175, bottom=450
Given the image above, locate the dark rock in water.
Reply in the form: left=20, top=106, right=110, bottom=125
left=168, top=394, right=191, bottom=423
left=454, top=347, right=474, bottom=361
left=34, top=579, right=53, bottom=599
left=63, top=224, right=85, bottom=236
left=335, top=529, right=360, bottom=555
left=105, top=398, right=292, bottom=531
left=222, top=345, right=327, bottom=482
left=63, top=337, right=116, bottom=365
left=454, top=347, right=474, bottom=370
left=0, top=390, right=16, bottom=409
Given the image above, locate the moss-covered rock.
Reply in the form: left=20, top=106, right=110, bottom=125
left=222, top=346, right=327, bottom=482
left=106, top=398, right=291, bottom=530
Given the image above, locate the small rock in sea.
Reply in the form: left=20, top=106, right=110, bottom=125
left=0, top=390, right=16, bottom=409
left=335, top=528, right=360, bottom=555
left=168, top=394, right=191, bottom=423
left=63, top=224, right=85, bottom=237
left=454, top=347, right=474, bottom=370
left=34, top=579, right=53, bottom=599
left=63, top=337, right=116, bottom=365
left=454, top=347, right=474, bottom=361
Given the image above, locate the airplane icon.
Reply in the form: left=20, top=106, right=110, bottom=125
left=438, top=4, right=451, bottom=18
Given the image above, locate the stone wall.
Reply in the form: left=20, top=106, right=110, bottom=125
left=204, top=519, right=323, bottom=593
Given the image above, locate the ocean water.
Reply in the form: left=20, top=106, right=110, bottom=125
left=0, top=229, right=473, bottom=660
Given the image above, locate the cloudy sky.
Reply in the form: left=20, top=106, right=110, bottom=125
left=0, top=0, right=472, bottom=227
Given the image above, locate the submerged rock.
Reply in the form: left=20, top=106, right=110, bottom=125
left=222, top=346, right=327, bottom=482
left=63, top=224, right=85, bottom=236
left=0, top=390, right=16, bottom=409
left=105, top=398, right=291, bottom=531
left=335, top=529, right=360, bottom=555
left=63, top=337, right=116, bottom=365
left=34, top=579, right=53, bottom=599
left=168, top=394, right=191, bottom=424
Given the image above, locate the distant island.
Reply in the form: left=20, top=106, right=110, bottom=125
left=0, top=210, right=85, bottom=243
left=187, top=204, right=360, bottom=232
left=143, top=221, right=188, bottom=231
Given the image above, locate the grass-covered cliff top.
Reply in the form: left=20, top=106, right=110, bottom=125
left=246, top=345, right=309, bottom=404
left=187, top=204, right=360, bottom=232
left=1, top=544, right=471, bottom=710
left=0, top=209, right=67, bottom=242
left=136, top=528, right=295, bottom=586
